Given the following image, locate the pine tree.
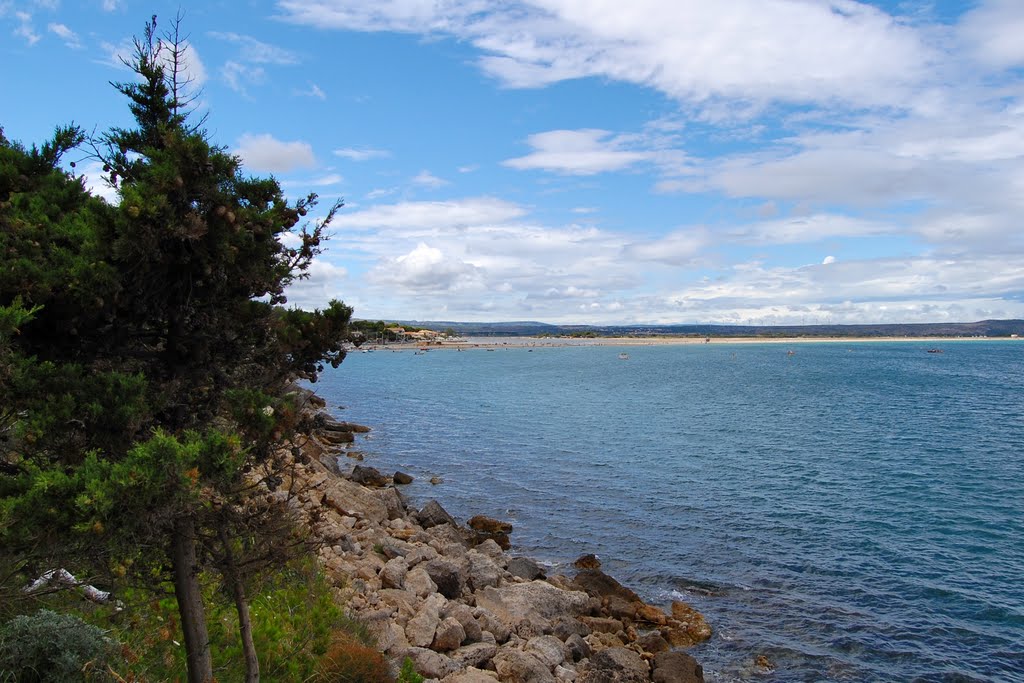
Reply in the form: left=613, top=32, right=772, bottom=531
left=1, top=15, right=352, bottom=683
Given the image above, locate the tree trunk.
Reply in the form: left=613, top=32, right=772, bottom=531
left=172, top=517, right=213, bottom=683
left=219, top=526, right=260, bottom=682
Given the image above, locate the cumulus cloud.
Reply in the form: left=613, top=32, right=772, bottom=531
left=369, top=243, right=482, bottom=293
left=234, top=133, right=316, bottom=173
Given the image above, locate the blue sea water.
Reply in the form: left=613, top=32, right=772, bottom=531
left=314, top=341, right=1024, bottom=682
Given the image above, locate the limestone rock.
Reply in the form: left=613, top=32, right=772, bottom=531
left=652, top=651, right=704, bottom=683
left=445, top=603, right=483, bottom=643
left=584, top=632, right=625, bottom=653
left=572, top=569, right=641, bottom=603
left=473, top=607, right=512, bottom=644
left=475, top=581, right=591, bottom=629
left=635, top=603, right=669, bottom=626
left=425, top=557, right=467, bottom=600
left=474, top=539, right=508, bottom=564
left=466, top=550, right=503, bottom=591
left=636, top=632, right=670, bottom=655
left=402, top=646, right=460, bottom=680
left=525, top=635, right=570, bottom=669
left=450, top=641, right=498, bottom=669
left=669, top=601, right=712, bottom=643
left=577, top=647, right=649, bottom=683
left=380, top=556, right=409, bottom=589
left=507, top=557, right=545, bottom=581
left=406, top=593, right=447, bottom=647
left=493, top=648, right=556, bottom=683
left=321, top=478, right=389, bottom=524
left=579, top=616, right=623, bottom=634
left=394, top=471, right=414, bottom=485
left=350, top=464, right=389, bottom=487
left=442, top=667, right=499, bottom=683
left=433, top=617, right=467, bottom=652
left=378, top=588, right=419, bottom=620
left=377, top=486, right=408, bottom=520
left=418, top=499, right=459, bottom=528
left=467, top=515, right=513, bottom=549
left=564, top=634, right=591, bottom=663
left=406, top=566, right=439, bottom=598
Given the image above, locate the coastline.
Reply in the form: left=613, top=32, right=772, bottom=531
left=285, top=390, right=712, bottom=682
left=364, top=335, right=1021, bottom=351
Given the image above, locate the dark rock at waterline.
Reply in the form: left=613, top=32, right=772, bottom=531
left=507, top=556, right=545, bottom=581
left=417, top=499, right=458, bottom=529
left=572, top=568, right=641, bottom=603
left=393, top=471, right=414, bottom=485
left=652, top=651, right=704, bottom=683
left=350, top=464, right=388, bottom=488
left=574, top=553, right=601, bottom=570
left=467, top=515, right=512, bottom=549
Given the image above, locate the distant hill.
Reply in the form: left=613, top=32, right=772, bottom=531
left=391, top=319, right=1024, bottom=338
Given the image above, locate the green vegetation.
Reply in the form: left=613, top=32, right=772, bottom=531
left=0, top=609, right=117, bottom=682
left=0, top=14, right=375, bottom=683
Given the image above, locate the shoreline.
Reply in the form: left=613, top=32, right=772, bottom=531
left=363, top=335, right=1021, bottom=351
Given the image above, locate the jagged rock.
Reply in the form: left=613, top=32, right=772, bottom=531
left=445, top=603, right=483, bottom=643
left=476, top=581, right=591, bottom=629
left=379, top=537, right=416, bottom=560
left=451, top=641, right=498, bottom=668
left=319, top=453, right=343, bottom=475
left=607, top=596, right=638, bottom=621
left=425, top=557, right=467, bottom=599
left=406, top=566, right=439, bottom=598
left=474, top=539, right=507, bottom=564
left=433, top=616, right=467, bottom=652
left=636, top=631, right=670, bottom=655
left=473, top=607, right=512, bottom=644
left=350, top=464, right=389, bottom=487
left=669, top=601, right=712, bottom=642
left=635, top=603, right=670, bottom=626
left=552, top=618, right=590, bottom=641
left=507, top=557, right=545, bottom=581
left=554, top=664, right=578, bottom=682
left=466, top=550, right=503, bottom=591
left=406, top=544, right=440, bottom=567
left=564, top=634, right=591, bottom=663
left=525, top=635, right=570, bottom=669
left=467, top=515, right=513, bottom=549
left=394, top=471, right=414, bottom=484
left=493, top=648, right=556, bottom=683
left=573, top=554, right=601, bottom=570
left=377, top=486, right=408, bottom=520
left=443, top=667, right=499, bottom=683
left=321, top=478, right=388, bottom=524
left=584, top=632, right=625, bottom=653
left=652, top=651, right=704, bottom=683
left=380, top=556, right=409, bottom=589
left=429, top=525, right=470, bottom=554
left=418, top=499, right=459, bottom=528
left=515, top=617, right=549, bottom=639
left=406, top=593, right=446, bottom=647
left=578, top=647, right=649, bottom=683
left=579, top=616, right=623, bottom=634
left=378, top=589, right=420, bottom=619
left=402, top=646, right=460, bottom=680
left=572, top=569, right=641, bottom=603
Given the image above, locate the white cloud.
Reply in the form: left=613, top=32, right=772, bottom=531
left=959, top=0, right=1024, bottom=69
left=276, top=0, right=934, bottom=110
left=369, top=243, right=482, bottom=293
left=297, top=82, right=327, bottom=99
left=78, top=160, right=119, bottom=205
left=334, top=147, right=390, bottom=161
left=222, top=60, right=266, bottom=95
left=822, top=255, right=836, bottom=265
left=13, top=10, right=39, bottom=45
left=333, top=198, right=527, bottom=230
left=47, top=22, right=80, bottom=48
left=411, top=170, right=449, bottom=188
left=234, top=133, right=316, bottom=173
left=283, top=173, right=343, bottom=187
left=504, top=129, right=653, bottom=175
left=209, top=31, right=300, bottom=64
left=102, top=0, right=120, bottom=10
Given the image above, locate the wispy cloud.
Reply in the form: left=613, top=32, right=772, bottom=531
left=334, top=147, right=390, bottom=161
left=47, top=22, right=81, bottom=48
left=411, top=170, right=449, bottom=188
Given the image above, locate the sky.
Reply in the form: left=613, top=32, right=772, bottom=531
left=2, top=1, right=1024, bottom=325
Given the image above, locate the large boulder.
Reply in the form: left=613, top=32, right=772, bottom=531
left=507, top=557, right=545, bottom=581
left=405, top=566, right=439, bottom=598
left=350, top=464, right=389, bottom=487
left=418, top=499, right=459, bottom=528
left=402, top=647, right=460, bottom=680
left=320, top=478, right=389, bottom=524
left=572, top=569, right=641, bottom=603
left=652, top=651, right=703, bottom=683
left=466, top=550, right=503, bottom=591
left=450, top=642, right=498, bottom=669
left=578, top=647, right=649, bottom=683
left=493, top=649, right=556, bottom=683
left=425, top=557, right=467, bottom=600
left=432, top=617, right=467, bottom=652
left=443, top=667, right=499, bottom=683
left=406, top=593, right=447, bottom=647
left=467, top=515, right=512, bottom=549
left=525, top=635, right=570, bottom=669
left=379, top=556, right=409, bottom=589
left=475, top=581, right=591, bottom=630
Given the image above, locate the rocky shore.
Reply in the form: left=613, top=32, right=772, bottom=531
left=275, top=389, right=710, bottom=682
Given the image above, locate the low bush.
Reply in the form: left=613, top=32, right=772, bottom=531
left=0, top=609, right=117, bottom=682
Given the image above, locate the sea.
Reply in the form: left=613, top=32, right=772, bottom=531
left=313, top=340, right=1024, bottom=682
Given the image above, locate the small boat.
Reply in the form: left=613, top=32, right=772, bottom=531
left=927, top=348, right=944, bottom=354
left=787, top=350, right=796, bottom=356
left=618, top=352, right=629, bottom=360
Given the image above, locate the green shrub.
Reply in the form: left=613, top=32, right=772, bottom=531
left=0, top=609, right=116, bottom=682
left=397, top=656, right=425, bottom=683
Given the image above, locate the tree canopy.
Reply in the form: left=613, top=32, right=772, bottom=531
left=1, top=15, right=353, bottom=682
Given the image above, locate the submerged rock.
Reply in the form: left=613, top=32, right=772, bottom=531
left=652, top=651, right=703, bottom=683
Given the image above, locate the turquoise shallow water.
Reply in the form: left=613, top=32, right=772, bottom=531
left=314, top=341, right=1024, bottom=682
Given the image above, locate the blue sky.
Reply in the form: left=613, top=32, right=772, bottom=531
left=3, top=1, right=1024, bottom=325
